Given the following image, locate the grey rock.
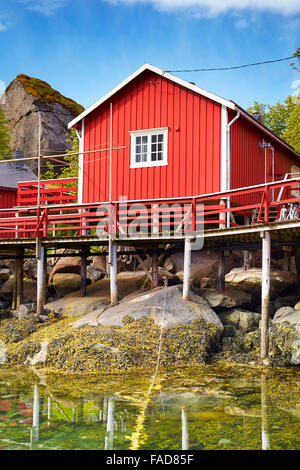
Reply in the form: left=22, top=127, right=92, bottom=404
left=38, top=315, right=49, bottom=323
left=225, top=268, right=297, bottom=299
left=0, top=268, right=10, bottom=281
left=196, top=287, right=252, bottom=309
left=273, top=306, right=295, bottom=322
left=218, top=309, right=261, bottom=331
left=97, top=285, right=223, bottom=330
left=1, top=76, right=83, bottom=172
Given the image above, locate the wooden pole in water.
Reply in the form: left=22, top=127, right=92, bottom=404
left=183, top=238, right=192, bottom=300
left=36, top=239, right=45, bottom=316
left=261, top=231, right=271, bottom=360
left=152, top=245, right=159, bottom=289
left=217, top=250, right=225, bottom=291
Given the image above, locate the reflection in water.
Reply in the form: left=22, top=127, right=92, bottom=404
left=181, top=406, right=189, bottom=450
left=0, top=367, right=298, bottom=450
left=261, top=374, right=270, bottom=450
left=105, top=398, right=115, bottom=450
left=32, top=385, right=39, bottom=443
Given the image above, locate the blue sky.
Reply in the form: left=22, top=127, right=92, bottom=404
left=0, top=0, right=299, bottom=110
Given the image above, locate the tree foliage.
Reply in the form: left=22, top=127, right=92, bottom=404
left=247, top=96, right=300, bottom=153
left=0, top=108, right=12, bottom=160
left=41, top=128, right=79, bottom=179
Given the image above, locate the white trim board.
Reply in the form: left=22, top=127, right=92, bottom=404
left=68, top=63, right=235, bottom=129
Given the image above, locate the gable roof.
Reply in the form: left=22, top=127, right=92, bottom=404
left=68, top=62, right=235, bottom=129
left=68, top=62, right=299, bottom=160
left=0, top=162, right=37, bottom=189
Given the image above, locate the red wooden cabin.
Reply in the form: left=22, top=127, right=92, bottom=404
left=68, top=63, right=300, bottom=215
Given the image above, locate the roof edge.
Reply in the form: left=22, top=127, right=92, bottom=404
left=68, top=62, right=235, bottom=129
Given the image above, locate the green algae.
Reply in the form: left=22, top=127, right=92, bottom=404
left=0, top=364, right=299, bottom=450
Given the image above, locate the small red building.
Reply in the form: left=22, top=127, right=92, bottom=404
left=69, top=63, right=299, bottom=209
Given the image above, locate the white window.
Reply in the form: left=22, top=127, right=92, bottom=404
left=130, top=127, right=168, bottom=168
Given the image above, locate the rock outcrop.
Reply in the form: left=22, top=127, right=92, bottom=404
left=0, top=74, right=84, bottom=171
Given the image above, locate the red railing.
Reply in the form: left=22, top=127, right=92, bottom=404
left=17, top=178, right=78, bottom=207
left=0, top=177, right=300, bottom=240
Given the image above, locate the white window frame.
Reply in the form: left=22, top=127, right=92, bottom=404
left=129, top=127, right=168, bottom=169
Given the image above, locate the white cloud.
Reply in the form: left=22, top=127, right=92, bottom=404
left=0, top=21, right=10, bottom=32
left=19, top=0, right=66, bottom=16
left=106, top=0, right=300, bottom=16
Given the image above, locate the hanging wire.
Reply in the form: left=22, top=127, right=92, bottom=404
left=164, top=55, right=295, bottom=73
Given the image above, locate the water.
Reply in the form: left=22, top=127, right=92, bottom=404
left=0, top=364, right=299, bottom=450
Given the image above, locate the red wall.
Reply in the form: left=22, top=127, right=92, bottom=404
left=230, top=114, right=300, bottom=205
left=0, top=188, right=17, bottom=239
left=82, top=69, right=222, bottom=203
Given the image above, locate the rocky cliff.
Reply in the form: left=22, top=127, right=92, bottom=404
left=0, top=75, right=84, bottom=171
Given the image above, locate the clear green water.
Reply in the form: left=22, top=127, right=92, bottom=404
left=0, top=364, right=299, bottom=450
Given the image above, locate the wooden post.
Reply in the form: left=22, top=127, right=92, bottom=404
left=36, top=239, right=45, bottom=316
left=17, top=249, right=24, bottom=311
left=109, top=239, right=118, bottom=306
left=152, top=245, right=159, bottom=289
left=261, top=231, right=271, bottom=360
left=217, top=250, right=225, bottom=291
left=12, top=257, right=18, bottom=310
left=12, top=248, right=24, bottom=311
left=243, top=250, right=250, bottom=270
left=183, top=238, right=192, bottom=300
left=80, top=250, right=87, bottom=297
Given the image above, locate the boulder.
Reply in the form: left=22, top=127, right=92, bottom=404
left=225, top=268, right=297, bottom=299
left=46, top=271, right=149, bottom=318
left=0, top=275, right=37, bottom=302
left=195, top=287, right=252, bottom=310
left=273, top=306, right=295, bottom=322
left=16, top=303, right=36, bottom=320
left=1, top=74, right=84, bottom=171
left=86, top=266, right=105, bottom=284
left=52, top=273, right=81, bottom=298
left=49, top=257, right=82, bottom=282
left=164, top=251, right=241, bottom=287
left=218, top=309, right=261, bottom=331
left=0, top=268, right=10, bottom=281
left=95, top=285, right=223, bottom=330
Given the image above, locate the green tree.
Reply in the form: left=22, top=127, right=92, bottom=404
left=247, top=96, right=300, bottom=153
left=0, top=108, right=12, bottom=160
left=41, top=128, right=79, bottom=179
left=60, top=128, right=79, bottom=178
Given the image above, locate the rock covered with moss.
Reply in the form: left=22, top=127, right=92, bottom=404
left=1, top=74, right=84, bottom=169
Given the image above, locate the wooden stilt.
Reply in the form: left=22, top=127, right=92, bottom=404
left=12, top=248, right=24, bottom=311
left=80, top=250, right=87, bottom=297
left=36, top=240, right=45, bottom=316
left=152, top=245, right=159, bottom=289
left=109, top=239, right=118, bottom=306
left=261, top=231, right=271, bottom=360
left=183, top=238, right=192, bottom=300
left=12, top=257, right=18, bottom=311
left=243, top=250, right=250, bottom=270
left=217, top=250, right=225, bottom=291
left=16, top=249, right=24, bottom=311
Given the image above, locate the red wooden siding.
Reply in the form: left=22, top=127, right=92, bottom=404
left=82, top=70, right=222, bottom=203
left=0, top=188, right=17, bottom=239
left=230, top=114, right=300, bottom=205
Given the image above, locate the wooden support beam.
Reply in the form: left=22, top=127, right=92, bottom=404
left=152, top=245, right=159, bottom=289
left=183, top=238, right=192, bottom=300
left=36, top=239, right=45, bottom=316
left=243, top=250, right=250, bottom=270
left=217, top=250, right=225, bottom=291
left=12, top=248, right=24, bottom=311
left=109, top=239, right=118, bottom=306
left=80, top=250, right=87, bottom=297
left=261, top=231, right=271, bottom=360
